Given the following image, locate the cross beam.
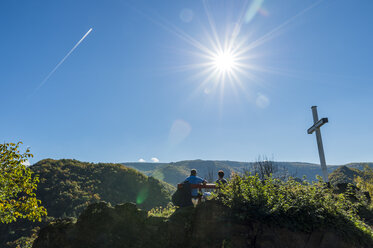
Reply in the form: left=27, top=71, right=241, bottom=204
left=307, top=118, right=328, bottom=134
left=308, top=106, right=329, bottom=182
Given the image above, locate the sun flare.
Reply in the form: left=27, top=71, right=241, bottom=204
left=213, top=50, right=237, bottom=73
left=161, top=1, right=273, bottom=97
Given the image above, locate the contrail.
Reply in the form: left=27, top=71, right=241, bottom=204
left=33, top=28, right=93, bottom=93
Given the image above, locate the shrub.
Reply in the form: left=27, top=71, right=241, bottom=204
left=214, top=174, right=373, bottom=245
left=148, top=203, right=177, bottom=218
left=0, top=142, right=47, bottom=224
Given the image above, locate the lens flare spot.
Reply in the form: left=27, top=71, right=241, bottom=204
left=245, top=0, right=264, bottom=23
left=169, top=119, right=192, bottom=146
left=136, top=187, right=149, bottom=205
left=180, top=8, right=194, bottom=23
left=256, top=93, right=270, bottom=108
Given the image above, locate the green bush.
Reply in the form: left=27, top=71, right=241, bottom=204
left=148, top=203, right=177, bottom=218
left=214, top=174, right=373, bottom=245
left=0, top=142, right=47, bottom=224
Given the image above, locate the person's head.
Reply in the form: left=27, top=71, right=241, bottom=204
left=190, top=169, right=197, bottom=176
left=218, top=170, right=224, bottom=179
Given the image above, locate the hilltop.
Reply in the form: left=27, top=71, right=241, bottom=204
left=3, top=158, right=373, bottom=247
left=123, top=160, right=373, bottom=185
left=0, top=159, right=174, bottom=247
left=329, top=166, right=364, bottom=185
left=33, top=174, right=373, bottom=248
left=31, top=159, right=174, bottom=216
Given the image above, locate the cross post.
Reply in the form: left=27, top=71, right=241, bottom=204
left=307, top=106, right=329, bottom=182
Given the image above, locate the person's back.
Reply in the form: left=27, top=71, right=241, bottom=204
left=216, top=178, right=227, bottom=185
left=216, top=170, right=228, bottom=186
left=172, top=181, right=193, bottom=207
left=184, top=169, right=206, bottom=197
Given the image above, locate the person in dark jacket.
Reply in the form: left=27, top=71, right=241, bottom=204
left=216, top=170, right=227, bottom=185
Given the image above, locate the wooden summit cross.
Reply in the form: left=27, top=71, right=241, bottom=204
left=307, top=106, right=329, bottom=183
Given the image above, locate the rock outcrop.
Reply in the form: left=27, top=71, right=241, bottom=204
left=32, top=201, right=370, bottom=248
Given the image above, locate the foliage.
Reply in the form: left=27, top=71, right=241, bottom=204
left=31, top=159, right=174, bottom=217
left=355, top=166, right=373, bottom=200
left=0, top=142, right=47, bottom=224
left=329, top=165, right=363, bottom=185
left=354, top=166, right=373, bottom=218
left=214, top=174, right=373, bottom=245
left=0, top=159, right=174, bottom=247
left=148, top=203, right=177, bottom=218
left=251, top=156, right=277, bottom=180
left=6, top=226, right=40, bottom=248
left=249, top=155, right=295, bottom=180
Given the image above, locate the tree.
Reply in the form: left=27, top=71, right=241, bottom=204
left=354, top=165, right=373, bottom=199
left=251, top=155, right=295, bottom=180
left=204, top=166, right=215, bottom=183
left=252, top=156, right=277, bottom=180
left=0, top=142, right=47, bottom=223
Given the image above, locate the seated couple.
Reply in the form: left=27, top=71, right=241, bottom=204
left=183, top=169, right=227, bottom=203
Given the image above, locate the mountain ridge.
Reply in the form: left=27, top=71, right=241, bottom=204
left=122, top=159, right=373, bottom=185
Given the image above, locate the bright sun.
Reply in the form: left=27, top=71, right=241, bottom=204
left=213, top=51, right=237, bottom=73
left=169, top=2, right=260, bottom=93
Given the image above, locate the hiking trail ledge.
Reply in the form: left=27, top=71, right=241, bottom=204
left=32, top=201, right=369, bottom=248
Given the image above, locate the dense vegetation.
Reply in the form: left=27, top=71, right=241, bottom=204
left=0, top=142, right=46, bottom=224
left=214, top=174, right=373, bottom=246
left=328, top=164, right=373, bottom=204
left=32, top=159, right=174, bottom=216
left=355, top=166, right=373, bottom=200
left=151, top=173, right=373, bottom=246
left=0, top=159, right=174, bottom=247
left=4, top=157, right=373, bottom=247
left=328, top=166, right=364, bottom=185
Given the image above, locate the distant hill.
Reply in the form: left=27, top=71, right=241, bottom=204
left=328, top=166, right=364, bottom=185
left=123, top=160, right=237, bottom=185
left=32, top=159, right=174, bottom=216
left=123, top=160, right=373, bottom=185
left=1, top=159, right=174, bottom=247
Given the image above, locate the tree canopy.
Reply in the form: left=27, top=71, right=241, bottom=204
left=31, top=159, right=174, bottom=218
left=355, top=165, right=373, bottom=199
left=0, top=142, right=47, bottom=224
left=0, top=158, right=174, bottom=247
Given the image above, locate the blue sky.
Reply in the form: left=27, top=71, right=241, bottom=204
left=1, top=0, right=373, bottom=165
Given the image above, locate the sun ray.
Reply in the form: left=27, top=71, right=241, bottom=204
left=124, top=0, right=326, bottom=103
left=203, top=0, right=224, bottom=53
left=246, top=0, right=324, bottom=51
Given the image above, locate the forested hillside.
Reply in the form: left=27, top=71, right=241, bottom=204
left=1, top=159, right=174, bottom=247
left=32, top=159, right=173, bottom=216
left=33, top=175, right=373, bottom=248
left=124, top=160, right=373, bottom=185
left=329, top=166, right=363, bottom=185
